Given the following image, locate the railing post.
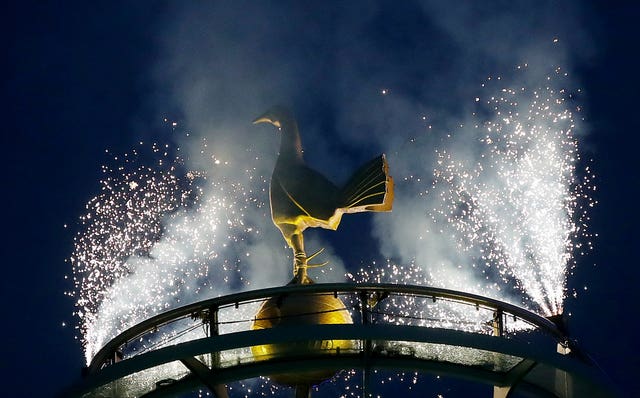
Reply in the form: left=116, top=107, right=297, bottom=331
left=555, top=341, right=573, bottom=397
left=359, top=291, right=371, bottom=397
left=492, top=308, right=510, bottom=398
left=493, top=309, right=504, bottom=337
left=209, top=305, right=220, bottom=369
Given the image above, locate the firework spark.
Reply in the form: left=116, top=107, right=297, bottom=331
left=70, top=141, right=270, bottom=363
left=427, top=65, right=595, bottom=315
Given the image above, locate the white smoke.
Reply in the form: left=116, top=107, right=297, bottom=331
left=150, top=1, right=594, bottom=304
left=80, top=1, right=597, bottom=359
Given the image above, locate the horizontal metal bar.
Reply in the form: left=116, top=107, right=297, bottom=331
left=73, top=324, right=602, bottom=398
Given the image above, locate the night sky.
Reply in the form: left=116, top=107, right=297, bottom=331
left=4, top=1, right=640, bottom=397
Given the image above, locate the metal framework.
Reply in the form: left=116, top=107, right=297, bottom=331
left=64, top=283, right=615, bottom=398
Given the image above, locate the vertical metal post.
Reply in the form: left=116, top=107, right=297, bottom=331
left=492, top=309, right=504, bottom=337
left=209, top=305, right=220, bottom=369
left=555, top=342, right=573, bottom=398
left=492, top=309, right=510, bottom=398
left=295, top=384, right=311, bottom=398
left=360, top=291, right=371, bottom=398
left=206, top=305, right=229, bottom=398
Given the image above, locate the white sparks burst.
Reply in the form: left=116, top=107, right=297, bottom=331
left=429, top=66, right=594, bottom=315
left=71, top=141, right=270, bottom=363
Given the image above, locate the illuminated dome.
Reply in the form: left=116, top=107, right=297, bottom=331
left=251, top=276, right=354, bottom=386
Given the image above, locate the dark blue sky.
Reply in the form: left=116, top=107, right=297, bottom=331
left=4, top=1, right=639, bottom=397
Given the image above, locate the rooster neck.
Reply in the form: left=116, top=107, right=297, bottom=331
left=278, top=118, right=304, bottom=162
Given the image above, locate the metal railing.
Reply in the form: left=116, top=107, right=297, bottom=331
left=62, top=283, right=620, bottom=398
left=87, top=283, right=566, bottom=375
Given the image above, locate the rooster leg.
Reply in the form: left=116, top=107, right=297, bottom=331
left=290, top=233, right=307, bottom=279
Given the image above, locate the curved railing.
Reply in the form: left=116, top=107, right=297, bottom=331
left=65, top=283, right=615, bottom=398
left=88, top=283, right=565, bottom=374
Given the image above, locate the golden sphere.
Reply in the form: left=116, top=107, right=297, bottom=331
left=251, top=285, right=354, bottom=386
